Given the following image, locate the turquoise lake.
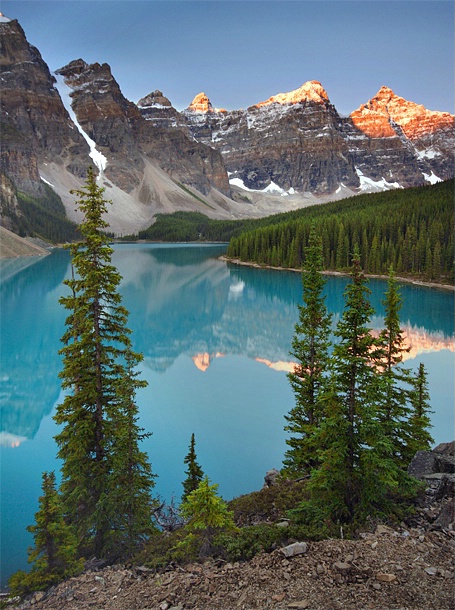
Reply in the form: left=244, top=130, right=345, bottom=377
left=1, top=243, right=454, bottom=585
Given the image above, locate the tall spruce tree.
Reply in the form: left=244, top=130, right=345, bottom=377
left=283, top=225, right=332, bottom=475
left=298, top=248, right=402, bottom=526
left=405, top=363, right=434, bottom=461
left=377, top=268, right=414, bottom=467
left=54, top=168, right=154, bottom=558
left=182, top=433, right=204, bottom=501
left=8, top=472, right=83, bottom=595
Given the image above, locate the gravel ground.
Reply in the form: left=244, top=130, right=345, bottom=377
left=7, top=526, right=454, bottom=610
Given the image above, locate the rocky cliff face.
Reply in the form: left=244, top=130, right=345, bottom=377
left=348, top=86, right=455, bottom=187
left=140, top=81, right=454, bottom=197
left=182, top=82, right=360, bottom=194
left=0, top=17, right=233, bottom=235
left=0, top=19, right=88, bottom=195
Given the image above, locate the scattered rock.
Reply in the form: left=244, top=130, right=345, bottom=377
left=280, top=542, right=308, bottom=558
left=287, top=601, right=309, bottom=609
left=333, top=561, right=352, bottom=575
left=375, top=524, right=394, bottom=535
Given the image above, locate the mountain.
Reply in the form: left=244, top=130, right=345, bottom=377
left=1, top=15, right=454, bottom=239
left=0, top=17, right=236, bottom=237
left=140, top=81, right=453, bottom=196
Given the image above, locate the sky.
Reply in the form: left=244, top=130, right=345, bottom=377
left=1, top=0, right=454, bottom=115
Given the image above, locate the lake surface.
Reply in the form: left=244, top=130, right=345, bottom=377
left=1, top=243, right=454, bottom=585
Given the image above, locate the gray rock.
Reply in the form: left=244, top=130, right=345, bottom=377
left=264, top=468, right=280, bottom=488
left=280, top=541, right=308, bottom=557
left=333, top=561, right=351, bottom=574
left=434, top=441, right=455, bottom=456
left=408, top=450, right=439, bottom=479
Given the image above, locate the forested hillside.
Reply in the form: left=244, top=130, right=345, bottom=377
left=226, top=180, right=454, bottom=282
left=2, top=183, right=80, bottom=244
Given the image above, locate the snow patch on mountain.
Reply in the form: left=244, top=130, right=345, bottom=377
left=230, top=177, right=297, bottom=197
left=415, top=147, right=441, bottom=160
left=422, top=171, right=442, bottom=185
left=54, top=73, right=108, bottom=176
left=355, top=168, right=402, bottom=192
left=40, top=175, right=55, bottom=188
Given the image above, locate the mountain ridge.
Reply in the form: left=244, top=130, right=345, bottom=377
left=1, top=16, right=454, bottom=238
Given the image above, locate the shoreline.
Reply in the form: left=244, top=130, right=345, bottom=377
left=219, top=256, right=455, bottom=292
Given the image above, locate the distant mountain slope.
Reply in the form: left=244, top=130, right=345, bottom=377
left=0, top=225, right=49, bottom=258
left=0, top=18, right=238, bottom=237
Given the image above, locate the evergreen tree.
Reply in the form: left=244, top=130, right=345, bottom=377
left=297, top=248, right=401, bottom=526
left=182, top=433, right=204, bottom=501
left=377, top=268, right=414, bottom=467
left=8, top=472, right=83, bottom=595
left=178, top=476, right=237, bottom=558
left=404, top=363, right=434, bottom=461
left=283, top=226, right=332, bottom=475
left=54, top=168, right=154, bottom=558
left=104, top=353, right=156, bottom=557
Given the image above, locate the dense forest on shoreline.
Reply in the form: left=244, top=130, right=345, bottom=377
left=225, top=180, right=453, bottom=282
left=134, top=180, right=454, bottom=283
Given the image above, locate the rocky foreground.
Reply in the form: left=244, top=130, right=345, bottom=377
left=7, top=444, right=455, bottom=610
left=8, top=527, right=453, bottom=610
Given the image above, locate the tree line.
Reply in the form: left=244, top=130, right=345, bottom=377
left=226, top=180, right=453, bottom=282
left=13, top=183, right=80, bottom=243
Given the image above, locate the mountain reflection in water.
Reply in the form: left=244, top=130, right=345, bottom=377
left=0, top=243, right=454, bottom=444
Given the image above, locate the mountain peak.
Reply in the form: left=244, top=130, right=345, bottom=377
left=0, top=12, right=12, bottom=22
left=188, top=92, right=213, bottom=113
left=255, top=80, right=329, bottom=108
left=376, top=85, right=396, bottom=99
left=351, top=86, right=455, bottom=139
left=138, top=90, right=174, bottom=109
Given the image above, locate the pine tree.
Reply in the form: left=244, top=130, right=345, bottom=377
left=8, top=472, right=83, bottom=595
left=298, top=248, right=400, bottom=526
left=182, top=433, right=204, bottom=501
left=54, top=168, right=154, bottom=558
left=377, top=268, right=414, bottom=467
left=178, top=476, right=237, bottom=558
left=104, top=352, right=156, bottom=558
left=283, top=226, right=332, bottom=476
left=404, top=363, right=434, bottom=462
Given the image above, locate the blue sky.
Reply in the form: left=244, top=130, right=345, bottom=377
left=2, top=0, right=453, bottom=114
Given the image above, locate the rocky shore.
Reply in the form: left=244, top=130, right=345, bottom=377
left=5, top=443, right=454, bottom=610
left=0, top=226, right=50, bottom=259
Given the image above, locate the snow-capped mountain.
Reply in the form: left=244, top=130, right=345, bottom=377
left=1, top=15, right=454, bottom=236
left=140, top=80, right=454, bottom=196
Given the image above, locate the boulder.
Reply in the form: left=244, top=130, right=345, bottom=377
left=280, top=542, right=308, bottom=558
left=264, top=468, right=280, bottom=488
